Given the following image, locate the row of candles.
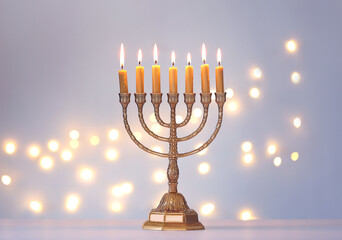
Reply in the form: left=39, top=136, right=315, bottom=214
left=118, top=44, right=224, bottom=94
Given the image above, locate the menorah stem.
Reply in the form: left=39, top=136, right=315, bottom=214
left=167, top=93, right=179, bottom=193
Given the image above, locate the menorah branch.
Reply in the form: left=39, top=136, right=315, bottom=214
left=151, top=93, right=172, bottom=128
left=176, top=93, right=196, bottom=127
left=176, top=92, right=226, bottom=158
left=119, top=93, right=169, bottom=158
left=176, top=93, right=211, bottom=142
left=135, top=93, right=170, bottom=142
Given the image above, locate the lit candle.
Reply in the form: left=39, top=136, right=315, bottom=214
left=136, top=49, right=144, bottom=93
left=119, top=43, right=128, bottom=93
left=215, top=48, right=224, bottom=92
left=169, top=51, right=177, bottom=93
left=152, top=44, right=161, bottom=93
left=201, top=44, right=210, bottom=93
left=185, top=53, right=193, bottom=93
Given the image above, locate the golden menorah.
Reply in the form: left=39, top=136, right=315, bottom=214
left=119, top=91, right=226, bottom=230
left=118, top=43, right=226, bottom=230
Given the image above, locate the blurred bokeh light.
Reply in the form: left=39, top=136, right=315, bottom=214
left=273, top=157, right=282, bottom=167
left=243, top=153, right=253, bottom=165
left=28, top=145, right=40, bottom=158
left=106, top=149, right=118, bottom=161
left=286, top=40, right=297, bottom=52
left=69, top=140, right=79, bottom=149
left=291, top=152, right=299, bottom=162
left=69, top=130, right=80, bottom=140
left=241, top=141, right=252, bottom=153
left=225, top=88, right=234, bottom=99
left=293, top=117, right=302, bottom=128
left=153, top=170, right=167, bottom=183
left=200, top=203, right=215, bottom=216
left=198, top=162, right=210, bottom=174
left=267, top=144, right=277, bottom=155
left=1, top=175, right=11, bottom=186
left=90, top=136, right=100, bottom=146
left=65, top=195, right=80, bottom=212
left=4, top=142, right=16, bottom=155
left=249, top=88, right=260, bottom=99
left=40, top=156, right=53, bottom=170
left=291, top=72, right=301, bottom=84
left=30, top=201, right=43, bottom=213
left=226, top=100, right=239, bottom=113
left=240, top=210, right=256, bottom=221
left=48, top=140, right=59, bottom=152
left=110, top=201, right=123, bottom=213
left=61, top=150, right=72, bottom=161
left=79, top=167, right=94, bottom=182
left=252, top=67, right=262, bottom=79
left=108, top=129, right=119, bottom=141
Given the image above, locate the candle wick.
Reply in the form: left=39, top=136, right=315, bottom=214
left=188, top=62, right=190, bottom=66
left=203, top=60, right=206, bottom=64
left=121, top=65, right=123, bottom=70
left=218, top=62, right=221, bottom=66
left=155, top=60, right=157, bottom=64
left=172, top=62, right=175, bottom=67
left=138, top=61, right=141, bottom=66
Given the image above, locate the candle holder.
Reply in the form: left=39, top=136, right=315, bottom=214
left=119, top=91, right=226, bottom=230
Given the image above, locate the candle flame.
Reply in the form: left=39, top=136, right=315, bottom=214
left=171, top=51, right=175, bottom=66
left=202, top=43, right=206, bottom=63
left=187, top=53, right=191, bottom=65
left=217, top=48, right=221, bottom=65
left=138, top=49, right=142, bottom=65
left=120, top=43, right=124, bottom=69
left=154, top=43, right=158, bottom=64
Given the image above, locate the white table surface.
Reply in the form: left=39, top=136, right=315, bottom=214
left=1, top=219, right=342, bottom=240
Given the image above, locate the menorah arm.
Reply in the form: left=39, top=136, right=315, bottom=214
left=120, top=93, right=169, bottom=158
left=151, top=93, right=171, bottom=128
left=177, top=93, right=211, bottom=142
left=177, top=105, right=209, bottom=142
left=135, top=93, right=170, bottom=142
left=176, top=93, right=196, bottom=127
left=177, top=92, right=226, bottom=158
left=154, top=107, right=171, bottom=127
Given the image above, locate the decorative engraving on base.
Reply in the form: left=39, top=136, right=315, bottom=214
left=154, top=193, right=189, bottom=212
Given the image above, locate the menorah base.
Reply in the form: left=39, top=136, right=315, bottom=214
left=143, top=193, right=204, bottom=231
left=143, top=209, right=204, bottom=231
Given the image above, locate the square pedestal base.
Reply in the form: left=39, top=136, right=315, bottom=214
left=142, top=209, right=204, bottom=231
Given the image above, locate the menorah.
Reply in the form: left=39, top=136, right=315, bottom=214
left=118, top=43, right=226, bottom=230
left=119, top=91, right=226, bottom=230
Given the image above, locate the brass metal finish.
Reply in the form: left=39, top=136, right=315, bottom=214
left=119, top=91, right=226, bottom=231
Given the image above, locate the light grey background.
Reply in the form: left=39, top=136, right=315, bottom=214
left=0, top=0, right=341, bottom=219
